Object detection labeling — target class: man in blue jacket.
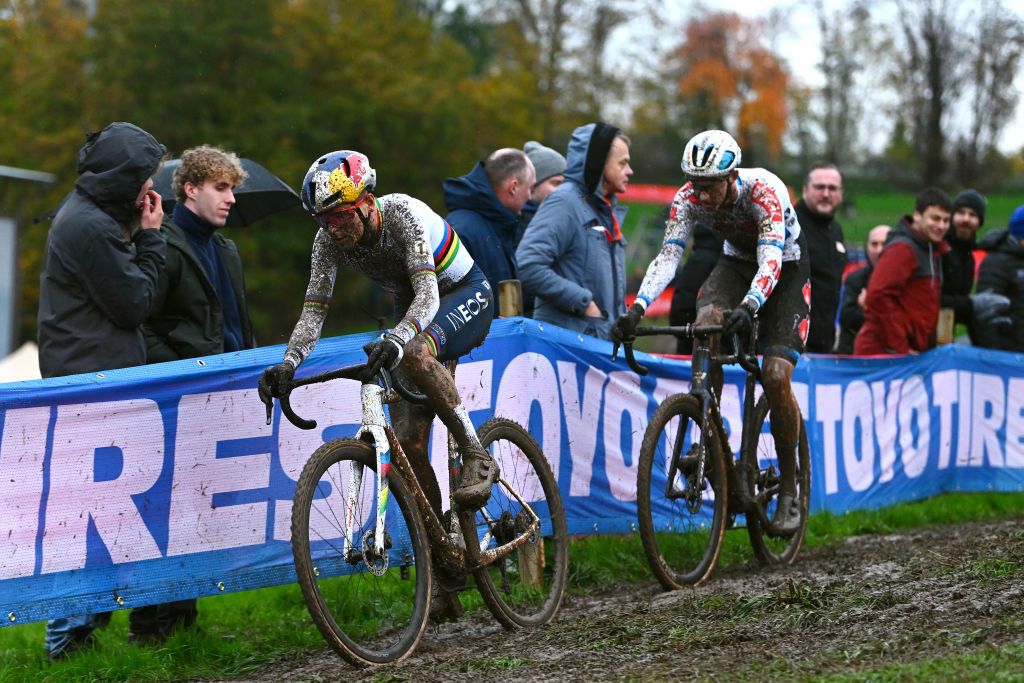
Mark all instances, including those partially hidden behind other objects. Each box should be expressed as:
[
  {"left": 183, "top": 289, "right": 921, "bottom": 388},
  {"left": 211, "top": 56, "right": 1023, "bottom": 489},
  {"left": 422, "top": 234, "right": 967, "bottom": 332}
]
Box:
[
  {"left": 443, "top": 148, "right": 535, "bottom": 312},
  {"left": 516, "top": 122, "right": 632, "bottom": 340}
]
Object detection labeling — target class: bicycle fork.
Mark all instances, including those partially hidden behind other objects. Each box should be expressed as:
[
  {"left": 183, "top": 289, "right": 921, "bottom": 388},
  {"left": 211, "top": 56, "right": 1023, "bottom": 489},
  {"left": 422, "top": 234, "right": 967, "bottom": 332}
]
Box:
[{"left": 345, "top": 383, "right": 392, "bottom": 573}]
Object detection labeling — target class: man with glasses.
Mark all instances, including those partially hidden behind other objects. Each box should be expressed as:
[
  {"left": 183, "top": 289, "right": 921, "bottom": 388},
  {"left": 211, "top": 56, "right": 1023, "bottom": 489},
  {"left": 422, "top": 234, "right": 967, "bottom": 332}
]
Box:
[
  {"left": 795, "top": 163, "right": 847, "bottom": 353},
  {"left": 612, "top": 129, "right": 809, "bottom": 536}
]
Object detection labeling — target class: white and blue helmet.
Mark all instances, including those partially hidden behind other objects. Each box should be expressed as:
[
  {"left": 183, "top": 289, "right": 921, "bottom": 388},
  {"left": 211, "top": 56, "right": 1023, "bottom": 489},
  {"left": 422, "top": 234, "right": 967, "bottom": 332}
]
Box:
[{"left": 681, "top": 130, "right": 742, "bottom": 178}]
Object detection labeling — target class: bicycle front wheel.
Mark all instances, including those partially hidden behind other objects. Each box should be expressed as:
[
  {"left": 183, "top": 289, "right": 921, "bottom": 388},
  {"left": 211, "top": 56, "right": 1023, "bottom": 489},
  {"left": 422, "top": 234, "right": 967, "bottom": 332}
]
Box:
[
  {"left": 637, "top": 393, "right": 727, "bottom": 589},
  {"left": 744, "top": 394, "right": 811, "bottom": 566},
  {"left": 468, "top": 418, "right": 569, "bottom": 629},
  {"left": 291, "top": 438, "right": 431, "bottom": 666}
]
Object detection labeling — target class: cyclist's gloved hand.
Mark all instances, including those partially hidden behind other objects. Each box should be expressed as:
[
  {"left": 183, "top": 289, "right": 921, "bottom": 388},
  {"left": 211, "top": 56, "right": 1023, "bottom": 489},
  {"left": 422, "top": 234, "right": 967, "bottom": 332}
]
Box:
[
  {"left": 611, "top": 303, "right": 645, "bottom": 343},
  {"left": 364, "top": 334, "right": 404, "bottom": 377},
  {"left": 970, "top": 291, "right": 1010, "bottom": 324},
  {"left": 258, "top": 362, "right": 295, "bottom": 403},
  {"left": 724, "top": 301, "right": 757, "bottom": 341}
]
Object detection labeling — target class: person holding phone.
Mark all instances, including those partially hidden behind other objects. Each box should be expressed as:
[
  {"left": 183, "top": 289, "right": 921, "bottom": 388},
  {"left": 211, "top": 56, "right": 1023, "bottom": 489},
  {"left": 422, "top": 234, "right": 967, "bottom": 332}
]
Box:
[{"left": 37, "top": 121, "right": 167, "bottom": 658}]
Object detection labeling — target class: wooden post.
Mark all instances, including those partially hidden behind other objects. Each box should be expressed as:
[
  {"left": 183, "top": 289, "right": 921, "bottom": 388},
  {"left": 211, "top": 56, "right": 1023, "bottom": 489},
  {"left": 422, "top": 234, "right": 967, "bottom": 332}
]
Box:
[
  {"left": 936, "top": 307, "right": 955, "bottom": 345},
  {"left": 518, "top": 535, "right": 544, "bottom": 587},
  {"left": 498, "top": 279, "right": 523, "bottom": 318}
]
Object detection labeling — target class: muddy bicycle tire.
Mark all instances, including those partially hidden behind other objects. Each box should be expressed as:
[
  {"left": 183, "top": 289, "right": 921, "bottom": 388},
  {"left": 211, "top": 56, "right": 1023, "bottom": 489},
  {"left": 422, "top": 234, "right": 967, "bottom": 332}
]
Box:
[
  {"left": 637, "top": 393, "right": 727, "bottom": 589},
  {"left": 468, "top": 418, "right": 569, "bottom": 629},
  {"left": 743, "top": 394, "right": 811, "bottom": 566},
  {"left": 291, "top": 438, "right": 431, "bottom": 666}
]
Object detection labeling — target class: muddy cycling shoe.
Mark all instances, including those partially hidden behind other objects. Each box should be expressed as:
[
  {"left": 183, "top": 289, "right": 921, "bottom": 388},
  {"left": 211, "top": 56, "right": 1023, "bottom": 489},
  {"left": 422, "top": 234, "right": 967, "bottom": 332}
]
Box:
[
  {"left": 429, "top": 584, "right": 464, "bottom": 624},
  {"left": 453, "top": 443, "right": 500, "bottom": 509},
  {"left": 767, "top": 493, "right": 802, "bottom": 537}
]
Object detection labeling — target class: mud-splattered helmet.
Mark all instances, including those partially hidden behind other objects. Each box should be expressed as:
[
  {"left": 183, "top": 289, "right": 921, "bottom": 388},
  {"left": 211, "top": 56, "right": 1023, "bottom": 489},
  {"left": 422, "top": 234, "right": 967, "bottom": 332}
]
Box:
[
  {"left": 681, "top": 130, "right": 742, "bottom": 178},
  {"left": 301, "top": 150, "right": 377, "bottom": 215}
]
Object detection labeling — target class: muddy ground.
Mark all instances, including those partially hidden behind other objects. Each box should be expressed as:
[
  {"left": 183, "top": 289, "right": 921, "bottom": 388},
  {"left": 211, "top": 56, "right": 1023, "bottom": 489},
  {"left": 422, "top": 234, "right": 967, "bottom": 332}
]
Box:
[{"left": 251, "top": 519, "right": 1024, "bottom": 682}]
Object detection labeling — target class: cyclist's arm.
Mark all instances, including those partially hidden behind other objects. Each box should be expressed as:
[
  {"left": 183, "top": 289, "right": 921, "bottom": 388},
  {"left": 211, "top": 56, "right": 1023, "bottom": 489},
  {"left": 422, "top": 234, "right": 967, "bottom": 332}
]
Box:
[
  {"left": 283, "top": 229, "right": 339, "bottom": 368},
  {"left": 634, "top": 194, "right": 693, "bottom": 312},
  {"left": 391, "top": 209, "right": 441, "bottom": 344},
  {"left": 744, "top": 183, "right": 786, "bottom": 311}
]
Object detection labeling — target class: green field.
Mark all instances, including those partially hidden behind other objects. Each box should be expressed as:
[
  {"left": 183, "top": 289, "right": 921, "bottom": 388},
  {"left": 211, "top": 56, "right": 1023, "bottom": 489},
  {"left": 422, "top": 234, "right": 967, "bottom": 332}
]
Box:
[{"left": 1, "top": 492, "right": 1022, "bottom": 682}]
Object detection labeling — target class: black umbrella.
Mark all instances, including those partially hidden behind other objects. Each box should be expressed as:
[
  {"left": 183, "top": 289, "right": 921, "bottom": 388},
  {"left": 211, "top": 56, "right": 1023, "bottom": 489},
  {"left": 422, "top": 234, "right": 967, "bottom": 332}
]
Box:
[
  {"left": 36, "top": 158, "right": 302, "bottom": 226},
  {"left": 152, "top": 158, "right": 301, "bottom": 227}
]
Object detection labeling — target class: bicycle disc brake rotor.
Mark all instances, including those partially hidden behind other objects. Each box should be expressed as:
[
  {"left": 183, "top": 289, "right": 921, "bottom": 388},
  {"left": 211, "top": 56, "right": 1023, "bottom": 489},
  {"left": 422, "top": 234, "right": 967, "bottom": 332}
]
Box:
[{"left": 361, "top": 529, "right": 392, "bottom": 576}]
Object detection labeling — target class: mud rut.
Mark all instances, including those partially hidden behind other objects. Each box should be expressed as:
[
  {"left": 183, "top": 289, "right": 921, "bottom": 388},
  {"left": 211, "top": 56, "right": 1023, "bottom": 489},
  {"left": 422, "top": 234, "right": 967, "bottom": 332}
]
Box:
[{"left": 250, "top": 519, "right": 1024, "bottom": 682}]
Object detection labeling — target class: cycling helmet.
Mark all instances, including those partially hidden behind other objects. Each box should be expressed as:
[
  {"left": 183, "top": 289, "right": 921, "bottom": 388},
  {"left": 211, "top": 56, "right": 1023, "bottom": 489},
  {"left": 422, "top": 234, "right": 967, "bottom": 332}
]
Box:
[
  {"left": 681, "top": 130, "right": 742, "bottom": 178},
  {"left": 301, "top": 150, "right": 377, "bottom": 214}
]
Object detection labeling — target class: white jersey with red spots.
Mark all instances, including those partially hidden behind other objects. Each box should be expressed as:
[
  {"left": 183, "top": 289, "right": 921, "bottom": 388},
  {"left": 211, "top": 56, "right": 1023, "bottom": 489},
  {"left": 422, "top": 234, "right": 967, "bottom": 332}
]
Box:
[{"left": 635, "top": 167, "right": 801, "bottom": 312}]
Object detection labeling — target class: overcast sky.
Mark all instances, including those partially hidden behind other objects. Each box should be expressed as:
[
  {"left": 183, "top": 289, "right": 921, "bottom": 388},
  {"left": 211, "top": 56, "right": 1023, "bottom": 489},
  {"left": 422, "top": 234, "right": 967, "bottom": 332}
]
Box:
[{"left": 608, "top": 0, "right": 1024, "bottom": 151}]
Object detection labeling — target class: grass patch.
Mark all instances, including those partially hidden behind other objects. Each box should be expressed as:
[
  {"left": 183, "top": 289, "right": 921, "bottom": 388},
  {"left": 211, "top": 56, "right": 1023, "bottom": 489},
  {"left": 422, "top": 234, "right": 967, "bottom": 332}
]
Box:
[
  {"left": 819, "top": 642, "right": 1024, "bottom": 682},
  {"left": 1, "top": 492, "right": 1022, "bottom": 681}
]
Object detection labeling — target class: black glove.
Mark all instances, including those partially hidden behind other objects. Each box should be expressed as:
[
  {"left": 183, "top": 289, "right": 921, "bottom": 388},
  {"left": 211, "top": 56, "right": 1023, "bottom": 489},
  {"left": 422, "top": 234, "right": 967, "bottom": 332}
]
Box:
[
  {"left": 611, "top": 303, "right": 645, "bottom": 343},
  {"left": 724, "top": 302, "right": 756, "bottom": 341},
  {"left": 364, "top": 335, "right": 404, "bottom": 377},
  {"left": 258, "top": 362, "right": 295, "bottom": 405},
  {"left": 970, "top": 292, "right": 1011, "bottom": 324}
]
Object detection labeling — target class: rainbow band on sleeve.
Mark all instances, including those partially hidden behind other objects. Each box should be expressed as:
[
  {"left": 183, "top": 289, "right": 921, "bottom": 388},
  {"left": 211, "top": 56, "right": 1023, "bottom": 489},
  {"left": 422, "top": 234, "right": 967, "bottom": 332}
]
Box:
[
  {"left": 666, "top": 238, "right": 687, "bottom": 249},
  {"left": 302, "top": 294, "right": 331, "bottom": 312},
  {"left": 433, "top": 219, "right": 462, "bottom": 276},
  {"left": 424, "top": 327, "right": 441, "bottom": 356}
]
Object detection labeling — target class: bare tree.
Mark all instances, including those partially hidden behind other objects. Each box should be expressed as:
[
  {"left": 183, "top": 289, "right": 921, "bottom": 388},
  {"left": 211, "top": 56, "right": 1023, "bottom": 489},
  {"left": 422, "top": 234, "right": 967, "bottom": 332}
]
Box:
[
  {"left": 813, "top": 0, "right": 874, "bottom": 167},
  {"left": 953, "top": 0, "right": 1024, "bottom": 187},
  {"left": 890, "top": 0, "right": 965, "bottom": 186}
]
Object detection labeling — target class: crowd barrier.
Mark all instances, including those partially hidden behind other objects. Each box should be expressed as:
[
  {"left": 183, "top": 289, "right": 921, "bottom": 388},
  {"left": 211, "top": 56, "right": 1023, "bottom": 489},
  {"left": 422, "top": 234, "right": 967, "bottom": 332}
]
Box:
[{"left": 1, "top": 318, "right": 1022, "bottom": 626}]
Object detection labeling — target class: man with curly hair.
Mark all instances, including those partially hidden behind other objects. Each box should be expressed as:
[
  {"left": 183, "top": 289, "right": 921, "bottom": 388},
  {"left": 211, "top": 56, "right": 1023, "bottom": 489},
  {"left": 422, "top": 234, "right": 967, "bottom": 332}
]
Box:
[{"left": 136, "top": 145, "right": 255, "bottom": 644}]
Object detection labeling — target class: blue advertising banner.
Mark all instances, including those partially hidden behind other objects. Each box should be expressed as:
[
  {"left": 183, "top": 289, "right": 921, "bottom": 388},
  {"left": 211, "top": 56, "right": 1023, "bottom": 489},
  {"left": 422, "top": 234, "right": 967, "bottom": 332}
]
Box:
[{"left": 1, "top": 318, "right": 1022, "bottom": 626}]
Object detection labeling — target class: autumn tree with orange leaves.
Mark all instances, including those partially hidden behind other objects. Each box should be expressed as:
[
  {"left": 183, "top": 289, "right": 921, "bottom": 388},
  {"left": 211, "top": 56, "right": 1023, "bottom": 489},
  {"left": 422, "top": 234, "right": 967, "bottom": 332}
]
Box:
[{"left": 672, "top": 12, "right": 789, "bottom": 164}]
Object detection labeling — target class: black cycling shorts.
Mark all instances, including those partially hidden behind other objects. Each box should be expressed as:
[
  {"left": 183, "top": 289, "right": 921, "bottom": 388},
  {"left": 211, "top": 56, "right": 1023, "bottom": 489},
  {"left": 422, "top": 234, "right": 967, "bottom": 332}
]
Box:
[
  {"left": 696, "top": 255, "right": 810, "bottom": 364},
  {"left": 399, "top": 264, "right": 494, "bottom": 361}
]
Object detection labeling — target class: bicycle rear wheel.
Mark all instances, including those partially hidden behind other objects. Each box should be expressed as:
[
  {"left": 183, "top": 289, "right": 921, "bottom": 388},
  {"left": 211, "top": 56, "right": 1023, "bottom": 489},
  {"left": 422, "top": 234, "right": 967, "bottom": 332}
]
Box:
[
  {"left": 744, "top": 394, "right": 811, "bottom": 566},
  {"left": 468, "top": 418, "right": 568, "bottom": 629},
  {"left": 291, "top": 438, "right": 431, "bottom": 666},
  {"left": 637, "top": 393, "right": 727, "bottom": 589}
]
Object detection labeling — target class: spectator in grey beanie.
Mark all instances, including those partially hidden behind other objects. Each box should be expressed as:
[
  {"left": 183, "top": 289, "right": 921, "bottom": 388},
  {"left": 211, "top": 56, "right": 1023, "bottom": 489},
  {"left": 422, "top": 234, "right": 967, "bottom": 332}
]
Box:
[
  {"left": 942, "top": 188, "right": 993, "bottom": 338},
  {"left": 524, "top": 141, "right": 567, "bottom": 205}
]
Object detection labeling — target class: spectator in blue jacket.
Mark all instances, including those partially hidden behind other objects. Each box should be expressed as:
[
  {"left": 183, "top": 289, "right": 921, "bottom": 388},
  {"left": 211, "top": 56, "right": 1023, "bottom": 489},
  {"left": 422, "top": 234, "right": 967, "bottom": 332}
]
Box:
[
  {"left": 516, "top": 122, "right": 632, "bottom": 340},
  {"left": 443, "top": 148, "right": 535, "bottom": 313}
]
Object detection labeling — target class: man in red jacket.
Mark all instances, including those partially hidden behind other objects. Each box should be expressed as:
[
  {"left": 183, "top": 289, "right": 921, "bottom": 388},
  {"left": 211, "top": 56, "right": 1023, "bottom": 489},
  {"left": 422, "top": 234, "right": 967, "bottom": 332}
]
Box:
[{"left": 854, "top": 188, "right": 951, "bottom": 355}]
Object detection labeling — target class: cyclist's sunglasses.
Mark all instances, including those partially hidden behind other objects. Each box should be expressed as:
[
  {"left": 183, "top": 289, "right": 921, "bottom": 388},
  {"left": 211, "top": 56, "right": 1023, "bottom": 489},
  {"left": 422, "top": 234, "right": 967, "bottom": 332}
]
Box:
[
  {"left": 687, "top": 177, "right": 729, "bottom": 193},
  {"left": 316, "top": 193, "right": 371, "bottom": 229}
]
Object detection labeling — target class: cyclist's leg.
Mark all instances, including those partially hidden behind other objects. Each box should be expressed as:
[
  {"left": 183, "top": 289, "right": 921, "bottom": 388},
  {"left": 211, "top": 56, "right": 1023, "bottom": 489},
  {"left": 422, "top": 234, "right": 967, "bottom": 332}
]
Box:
[
  {"left": 398, "top": 267, "right": 496, "bottom": 508},
  {"left": 389, "top": 395, "right": 443, "bottom": 518},
  {"left": 757, "top": 260, "right": 810, "bottom": 533}
]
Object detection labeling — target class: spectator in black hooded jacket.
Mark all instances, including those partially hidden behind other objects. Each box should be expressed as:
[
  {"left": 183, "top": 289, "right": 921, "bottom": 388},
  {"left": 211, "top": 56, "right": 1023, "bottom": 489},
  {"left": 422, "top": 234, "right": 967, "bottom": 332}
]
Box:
[
  {"left": 37, "top": 121, "right": 166, "bottom": 660},
  {"left": 975, "top": 205, "right": 1024, "bottom": 352}
]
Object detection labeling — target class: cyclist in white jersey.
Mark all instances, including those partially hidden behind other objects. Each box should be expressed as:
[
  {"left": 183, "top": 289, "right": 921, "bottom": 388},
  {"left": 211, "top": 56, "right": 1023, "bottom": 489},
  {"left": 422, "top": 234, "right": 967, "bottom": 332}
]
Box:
[
  {"left": 258, "top": 151, "right": 499, "bottom": 517},
  {"left": 612, "top": 130, "right": 810, "bottom": 536}
]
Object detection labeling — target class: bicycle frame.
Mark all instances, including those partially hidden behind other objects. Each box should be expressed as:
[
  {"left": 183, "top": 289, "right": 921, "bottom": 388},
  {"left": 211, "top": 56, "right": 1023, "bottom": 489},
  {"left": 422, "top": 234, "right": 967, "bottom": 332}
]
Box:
[{"left": 278, "top": 365, "right": 543, "bottom": 576}]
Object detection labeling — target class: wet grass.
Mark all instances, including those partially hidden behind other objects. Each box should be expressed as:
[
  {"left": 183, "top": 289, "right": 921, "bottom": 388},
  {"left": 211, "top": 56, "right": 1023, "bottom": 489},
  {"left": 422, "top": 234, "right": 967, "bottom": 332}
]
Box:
[
  {"left": 1, "top": 492, "right": 1022, "bottom": 682},
  {"left": 818, "top": 642, "right": 1024, "bottom": 682}
]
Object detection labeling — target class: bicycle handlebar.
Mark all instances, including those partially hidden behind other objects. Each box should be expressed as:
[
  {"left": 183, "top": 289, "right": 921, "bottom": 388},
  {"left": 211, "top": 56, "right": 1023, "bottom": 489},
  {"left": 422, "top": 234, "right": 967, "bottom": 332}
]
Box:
[
  {"left": 263, "top": 363, "right": 430, "bottom": 431},
  {"left": 611, "top": 318, "right": 761, "bottom": 380}
]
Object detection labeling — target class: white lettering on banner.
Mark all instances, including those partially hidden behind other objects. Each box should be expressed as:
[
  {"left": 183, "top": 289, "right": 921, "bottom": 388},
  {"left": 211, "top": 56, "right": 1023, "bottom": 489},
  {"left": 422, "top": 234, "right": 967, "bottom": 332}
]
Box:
[
  {"left": 0, "top": 407, "right": 49, "bottom": 580},
  {"left": 1007, "top": 378, "right": 1024, "bottom": 468},
  {"left": 168, "top": 390, "right": 272, "bottom": 555},
  {"left": 273, "top": 381, "right": 363, "bottom": 542},
  {"left": 603, "top": 370, "right": 646, "bottom": 501},
  {"left": 816, "top": 384, "right": 843, "bottom": 494},
  {"left": 956, "top": 371, "right": 973, "bottom": 466},
  {"left": 559, "top": 361, "right": 608, "bottom": 497},
  {"left": 932, "top": 370, "right": 957, "bottom": 470},
  {"left": 429, "top": 361, "right": 493, "bottom": 506},
  {"left": 871, "top": 380, "right": 902, "bottom": 484},
  {"left": 793, "top": 382, "right": 810, "bottom": 420},
  {"left": 841, "top": 381, "right": 874, "bottom": 492},
  {"left": 494, "top": 354, "right": 560, "bottom": 495},
  {"left": 899, "top": 375, "right": 930, "bottom": 478},
  {"left": 719, "top": 385, "right": 742, "bottom": 455},
  {"left": 970, "top": 373, "right": 1004, "bottom": 468},
  {"left": 42, "top": 400, "right": 163, "bottom": 573}
]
